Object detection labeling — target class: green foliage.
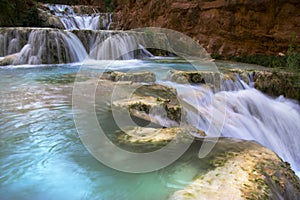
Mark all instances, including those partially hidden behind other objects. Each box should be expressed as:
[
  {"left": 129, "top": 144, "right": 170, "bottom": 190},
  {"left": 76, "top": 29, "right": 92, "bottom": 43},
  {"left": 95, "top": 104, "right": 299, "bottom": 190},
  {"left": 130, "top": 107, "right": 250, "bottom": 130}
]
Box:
[
  {"left": 229, "top": 54, "right": 286, "bottom": 68},
  {"left": 102, "top": 0, "right": 116, "bottom": 11},
  {"left": 0, "top": 0, "right": 16, "bottom": 26},
  {"left": 287, "top": 33, "right": 300, "bottom": 70},
  {"left": 211, "top": 53, "right": 222, "bottom": 60},
  {"left": 0, "top": 0, "right": 41, "bottom": 27},
  {"left": 23, "top": 6, "right": 41, "bottom": 27}
]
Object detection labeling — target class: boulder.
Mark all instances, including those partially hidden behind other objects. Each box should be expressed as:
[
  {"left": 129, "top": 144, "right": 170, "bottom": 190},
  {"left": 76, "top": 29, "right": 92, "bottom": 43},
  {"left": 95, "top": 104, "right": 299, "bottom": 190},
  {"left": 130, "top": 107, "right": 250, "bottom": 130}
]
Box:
[
  {"left": 253, "top": 71, "right": 300, "bottom": 101},
  {"left": 0, "top": 54, "right": 18, "bottom": 66},
  {"left": 170, "top": 141, "right": 300, "bottom": 200},
  {"left": 38, "top": 10, "right": 65, "bottom": 29},
  {"left": 107, "top": 71, "right": 156, "bottom": 83},
  {"left": 116, "top": 126, "right": 204, "bottom": 144}
]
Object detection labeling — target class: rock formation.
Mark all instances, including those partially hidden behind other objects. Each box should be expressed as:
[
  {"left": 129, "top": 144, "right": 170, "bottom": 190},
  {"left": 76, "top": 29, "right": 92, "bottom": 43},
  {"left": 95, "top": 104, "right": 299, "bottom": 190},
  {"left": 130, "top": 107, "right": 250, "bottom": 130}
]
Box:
[
  {"left": 170, "top": 140, "right": 300, "bottom": 199},
  {"left": 114, "top": 0, "right": 300, "bottom": 57}
]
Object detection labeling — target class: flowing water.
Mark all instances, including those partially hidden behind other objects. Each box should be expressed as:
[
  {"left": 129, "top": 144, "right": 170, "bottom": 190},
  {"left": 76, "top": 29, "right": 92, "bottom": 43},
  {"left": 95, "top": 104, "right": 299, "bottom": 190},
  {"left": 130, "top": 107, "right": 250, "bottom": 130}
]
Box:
[
  {"left": 1, "top": 3, "right": 300, "bottom": 199},
  {"left": 43, "top": 4, "right": 113, "bottom": 30},
  {"left": 0, "top": 59, "right": 299, "bottom": 199},
  {"left": 0, "top": 63, "right": 204, "bottom": 200}
]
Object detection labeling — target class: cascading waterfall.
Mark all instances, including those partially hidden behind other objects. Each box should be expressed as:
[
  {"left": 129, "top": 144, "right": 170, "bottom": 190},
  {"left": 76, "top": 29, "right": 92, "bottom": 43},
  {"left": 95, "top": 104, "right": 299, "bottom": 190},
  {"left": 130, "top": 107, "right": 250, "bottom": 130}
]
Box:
[
  {"left": 42, "top": 4, "right": 112, "bottom": 30},
  {"left": 89, "top": 32, "right": 154, "bottom": 60},
  {"left": 0, "top": 29, "right": 29, "bottom": 57},
  {"left": 14, "top": 29, "right": 88, "bottom": 65},
  {"left": 174, "top": 75, "right": 300, "bottom": 173},
  {"left": 0, "top": 28, "right": 88, "bottom": 65},
  {"left": 0, "top": 28, "right": 160, "bottom": 65}
]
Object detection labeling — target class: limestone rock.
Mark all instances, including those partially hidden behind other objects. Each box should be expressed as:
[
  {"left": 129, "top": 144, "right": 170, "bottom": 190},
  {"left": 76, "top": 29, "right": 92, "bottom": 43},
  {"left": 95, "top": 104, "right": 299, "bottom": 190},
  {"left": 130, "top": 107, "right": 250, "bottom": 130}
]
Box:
[
  {"left": 38, "top": 10, "right": 65, "bottom": 29},
  {"left": 0, "top": 54, "right": 18, "bottom": 66},
  {"left": 107, "top": 71, "right": 156, "bottom": 83},
  {"left": 254, "top": 71, "right": 300, "bottom": 101},
  {"left": 169, "top": 141, "right": 300, "bottom": 200},
  {"left": 117, "top": 126, "right": 205, "bottom": 144}
]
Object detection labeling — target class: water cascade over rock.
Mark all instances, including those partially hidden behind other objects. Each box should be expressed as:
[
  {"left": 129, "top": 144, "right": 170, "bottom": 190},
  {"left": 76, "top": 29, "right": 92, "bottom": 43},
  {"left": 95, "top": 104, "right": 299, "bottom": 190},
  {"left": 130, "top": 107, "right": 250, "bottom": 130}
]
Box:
[
  {"left": 0, "top": 28, "right": 170, "bottom": 65},
  {"left": 172, "top": 74, "right": 300, "bottom": 173},
  {"left": 39, "top": 4, "right": 113, "bottom": 30},
  {"left": 0, "top": 28, "right": 88, "bottom": 65}
]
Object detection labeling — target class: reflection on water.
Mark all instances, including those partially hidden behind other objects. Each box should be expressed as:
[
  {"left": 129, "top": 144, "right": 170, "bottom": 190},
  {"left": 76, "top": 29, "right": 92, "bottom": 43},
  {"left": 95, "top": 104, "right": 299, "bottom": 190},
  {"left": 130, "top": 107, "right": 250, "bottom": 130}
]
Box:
[{"left": 0, "top": 63, "right": 211, "bottom": 200}]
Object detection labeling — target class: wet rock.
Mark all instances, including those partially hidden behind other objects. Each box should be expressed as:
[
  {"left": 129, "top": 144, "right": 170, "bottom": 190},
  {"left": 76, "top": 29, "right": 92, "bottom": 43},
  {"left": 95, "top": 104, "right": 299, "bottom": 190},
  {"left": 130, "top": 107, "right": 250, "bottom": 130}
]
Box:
[
  {"left": 112, "top": 83, "right": 183, "bottom": 124},
  {"left": 38, "top": 10, "right": 65, "bottom": 29},
  {"left": 170, "top": 141, "right": 300, "bottom": 200},
  {"left": 107, "top": 71, "right": 156, "bottom": 83},
  {"left": 116, "top": 126, "right": 205, "bottom": 144},
  {"left": 0, "top": 54, "right": 18, "bottom": 66},
  {"left": 168, "top": 70, "right": 220, "bottom": 85},
  {"left": 168, "top": 68, "right": 300, "bottom": 102},
  {"left": 254, "top": 71, "right": 300, "bottom": 101},
  {"left": 113, "top": 93, "right": 182, "bottom": 125}
]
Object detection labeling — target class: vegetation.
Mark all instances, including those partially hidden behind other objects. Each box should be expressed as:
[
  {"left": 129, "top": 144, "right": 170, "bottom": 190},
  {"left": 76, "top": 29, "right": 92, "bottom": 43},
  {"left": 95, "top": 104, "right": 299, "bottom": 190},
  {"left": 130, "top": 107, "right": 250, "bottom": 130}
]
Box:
[
  {"left": 287, "top": 33, "right": 300, "bottom": 70},
  {"left": 0, "top": 0, "right": 117, "bottom": 27},
  {"left": 0, "top": 0, "right": 41, "bottom": 27},
  {"left": 228, "top": 54, "right": 287, "bottom": 69}
]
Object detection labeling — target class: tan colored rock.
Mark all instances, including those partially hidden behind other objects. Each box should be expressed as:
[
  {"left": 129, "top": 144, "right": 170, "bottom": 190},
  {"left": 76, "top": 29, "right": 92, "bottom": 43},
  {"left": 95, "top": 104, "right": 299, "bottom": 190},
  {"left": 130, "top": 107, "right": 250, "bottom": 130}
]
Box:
[
  {"left": 116, "top": 126, "right": 205, "bottom": 144},
  {"left": 0, "top": 54, "right": 18, "bottom": 66},
  {"left": 253, "top": 71, "right": 300, "bottom": 101},
  {"left": 108, "top": 71, "right": 156, "bottom": 83},
  {"left": 170, "top": 142, "right": 300, "bottom": 200}
]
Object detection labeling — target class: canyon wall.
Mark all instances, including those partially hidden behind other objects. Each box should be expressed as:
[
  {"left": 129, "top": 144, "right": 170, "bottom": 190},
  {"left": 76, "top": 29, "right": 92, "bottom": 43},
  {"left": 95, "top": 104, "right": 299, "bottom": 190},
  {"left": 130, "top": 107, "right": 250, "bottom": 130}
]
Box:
[{"left": 114, "top": 0, "right": 300, "bottom": 57}]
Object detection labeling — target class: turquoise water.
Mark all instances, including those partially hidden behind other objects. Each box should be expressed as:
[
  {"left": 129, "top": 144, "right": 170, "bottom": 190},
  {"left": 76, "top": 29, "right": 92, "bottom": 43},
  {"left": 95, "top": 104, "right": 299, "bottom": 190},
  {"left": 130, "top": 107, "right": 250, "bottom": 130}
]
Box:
[
  {"left": 1, "top": 59, "right": 299, "bottom": 199},
  {"left": 0, "top": 61, "right": 211, "bottom": 200}
]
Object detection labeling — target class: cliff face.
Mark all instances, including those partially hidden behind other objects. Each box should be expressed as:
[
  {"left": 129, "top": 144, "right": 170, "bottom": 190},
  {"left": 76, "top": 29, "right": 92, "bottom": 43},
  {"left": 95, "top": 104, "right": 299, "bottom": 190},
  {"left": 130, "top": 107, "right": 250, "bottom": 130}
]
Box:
[{"left": 114, "top": 0, "right": 300, "bottom": 57}]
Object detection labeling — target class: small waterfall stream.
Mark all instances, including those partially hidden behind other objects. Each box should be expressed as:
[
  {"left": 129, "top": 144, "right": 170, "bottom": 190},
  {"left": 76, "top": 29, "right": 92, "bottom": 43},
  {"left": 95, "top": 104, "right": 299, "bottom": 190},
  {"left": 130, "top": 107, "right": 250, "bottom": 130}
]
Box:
[
  {"left": 170, "top": 75, "right": 300, "bottom": 174},
  {"left": 43, "top": 4, "right": 113, "bottom": 30},
  {"left": 0, "top": 28, "right": 88, "bottom": 65},
  {"left": 0, "top": 28, "right": 164, "bottom": 65}
]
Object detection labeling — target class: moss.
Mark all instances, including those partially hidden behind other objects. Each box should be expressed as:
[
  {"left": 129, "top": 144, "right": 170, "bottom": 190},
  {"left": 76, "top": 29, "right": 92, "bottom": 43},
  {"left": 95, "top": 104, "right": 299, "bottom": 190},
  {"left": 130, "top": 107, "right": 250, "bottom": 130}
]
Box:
[{"left": 129, "top": 102, "right": 151, "bottom": 114}]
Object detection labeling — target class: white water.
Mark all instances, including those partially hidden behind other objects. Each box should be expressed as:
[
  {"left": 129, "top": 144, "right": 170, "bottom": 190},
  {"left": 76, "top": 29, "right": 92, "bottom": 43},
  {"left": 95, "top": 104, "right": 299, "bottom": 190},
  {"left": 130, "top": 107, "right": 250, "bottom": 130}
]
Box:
[
  {"left": 169, "top": 76, "right": 300, "bottom": 173},
  {"left": 0, "top": 28, "right": 159, "bottom": 65},
  {"left": 11, "top": 29, "right": 88, "bottom": 65},
  {"left": 44, "top": 4, "right": 112, "bottom": 30},
  {"left": 89, "top": 32, "right": 153, "bottom": 60}
]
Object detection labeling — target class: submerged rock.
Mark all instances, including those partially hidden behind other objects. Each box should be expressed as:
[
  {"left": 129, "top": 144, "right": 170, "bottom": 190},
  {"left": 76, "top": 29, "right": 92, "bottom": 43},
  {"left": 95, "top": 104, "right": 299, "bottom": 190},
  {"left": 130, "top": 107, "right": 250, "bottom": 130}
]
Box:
[
  {"left": 116, "top": 126, "right": 205, "bottom": 144},
  {"left": 170, "top": 141, "right": 300, "bottom": 200}
]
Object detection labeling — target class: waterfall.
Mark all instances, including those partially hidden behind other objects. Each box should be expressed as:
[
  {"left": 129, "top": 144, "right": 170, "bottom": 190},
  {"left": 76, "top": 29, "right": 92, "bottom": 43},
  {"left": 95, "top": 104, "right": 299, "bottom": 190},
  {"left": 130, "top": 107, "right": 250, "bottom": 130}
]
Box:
[
  {"left": 0, "top": 29, "right": 30, "bottom": 57},
  {"left": 72, "top": 30, "right": 161, "bottom": 60},
  {"left": 0, "top": 28, "right": 88, "bottom": 65},
  {"left": 42, "top": 4, "right": 113, "bottom": 30},
  {"left": 89, "top": 32, "right": 147, "bottom": 60},
  {"left": 0, "top": 28, "right": 164, "bottom": 65},
  {"left": 174, "top": 75, "right": 300, "bottom": 173}
]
